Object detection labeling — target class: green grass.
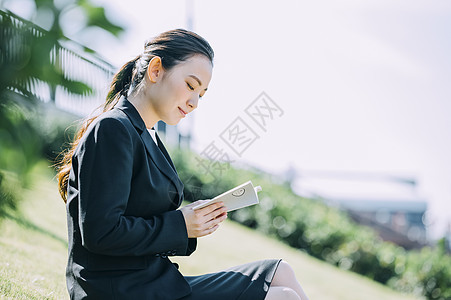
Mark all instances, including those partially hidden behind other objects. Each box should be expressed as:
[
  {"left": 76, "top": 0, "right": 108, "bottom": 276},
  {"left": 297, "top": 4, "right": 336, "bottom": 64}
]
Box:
[
  {"left": 0, "top": 163, "right": 422, "bottom": 300},
  {"left": 0, "top": 163, "right": 67, "bottom": 299}
]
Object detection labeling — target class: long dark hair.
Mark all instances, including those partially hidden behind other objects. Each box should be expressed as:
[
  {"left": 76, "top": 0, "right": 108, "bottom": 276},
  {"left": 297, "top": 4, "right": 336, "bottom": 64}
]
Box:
[{"left": 57, "top": 29, "right": 214, "bottom": 202}]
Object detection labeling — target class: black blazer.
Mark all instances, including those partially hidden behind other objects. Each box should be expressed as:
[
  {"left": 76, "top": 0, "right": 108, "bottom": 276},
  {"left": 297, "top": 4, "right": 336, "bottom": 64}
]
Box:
[{"left": 66, "top": 97, "right": 196, "bottom": 299}]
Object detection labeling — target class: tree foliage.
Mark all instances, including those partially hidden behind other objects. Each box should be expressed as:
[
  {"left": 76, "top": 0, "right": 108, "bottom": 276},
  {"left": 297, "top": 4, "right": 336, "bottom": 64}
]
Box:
[{"left": 0, "top": 0, "right": 124, "bottom": 215}]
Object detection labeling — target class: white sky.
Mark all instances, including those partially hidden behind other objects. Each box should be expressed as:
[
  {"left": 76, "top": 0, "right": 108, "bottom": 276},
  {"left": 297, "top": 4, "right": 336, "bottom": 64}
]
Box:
[{"left": 4, "top": 0, "right": 451, "bottom": 239}]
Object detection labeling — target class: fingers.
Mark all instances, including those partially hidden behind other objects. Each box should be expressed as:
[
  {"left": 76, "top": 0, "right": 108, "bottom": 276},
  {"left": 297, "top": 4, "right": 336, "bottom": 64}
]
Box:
[
  {"left": 194, "top": 205, "right": 227, "bottom": 229},
  {"left": 180, "top": 201, "right": 228, "bottom": 238},
  {"left": 199, "top": 213, "right": 227, "bottom": 237},
  {"left": 191, "top": 209, "right": 227, "bottom": 238},
  {"left": 197, "top": 201, "right": 227, "bottom": 217},
  {"left": 204, "top": 224, "right": 220, "bottom": 236},
  {"left": 187, "top": 199, "right": 211, "bottom": 208},
  {"left": 204, "top": 212, "right": 227, "bottom": 229}
]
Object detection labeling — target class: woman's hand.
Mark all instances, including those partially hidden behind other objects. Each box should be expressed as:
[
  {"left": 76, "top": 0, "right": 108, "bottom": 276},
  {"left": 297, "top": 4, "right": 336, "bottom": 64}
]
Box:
[{"left": 179, "top": 200, "right": 228, "bottom": 238}]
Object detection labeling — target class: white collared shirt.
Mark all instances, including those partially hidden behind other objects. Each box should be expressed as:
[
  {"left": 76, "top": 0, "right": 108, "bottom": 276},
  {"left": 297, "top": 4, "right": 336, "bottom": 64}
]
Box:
[{"left": 147, "top": 128, "right": 157, "bottom": 145}]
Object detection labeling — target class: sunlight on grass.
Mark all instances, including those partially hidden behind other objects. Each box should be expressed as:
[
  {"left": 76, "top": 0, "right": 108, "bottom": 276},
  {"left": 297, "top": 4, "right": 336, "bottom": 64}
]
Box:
[{"left": 0, "top": 163, "right": 67, "bottom": 299}]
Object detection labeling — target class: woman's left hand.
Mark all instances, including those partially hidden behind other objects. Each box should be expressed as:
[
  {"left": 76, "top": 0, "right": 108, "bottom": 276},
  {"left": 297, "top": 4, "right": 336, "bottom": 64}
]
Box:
[{"left": 179, "top": 201, "right": 228, "bottom": 238}]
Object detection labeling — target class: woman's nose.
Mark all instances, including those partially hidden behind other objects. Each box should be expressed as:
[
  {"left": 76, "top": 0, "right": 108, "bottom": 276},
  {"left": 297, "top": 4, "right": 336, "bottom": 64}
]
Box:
[{"left": 187, "top": 97, "right": 199, "bottom": 110}]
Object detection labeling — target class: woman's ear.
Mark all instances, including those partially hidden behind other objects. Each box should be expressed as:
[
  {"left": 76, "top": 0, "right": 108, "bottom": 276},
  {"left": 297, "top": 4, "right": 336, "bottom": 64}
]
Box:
[{"left": 147, "top": 56, "right": 163, "bottom": 83}]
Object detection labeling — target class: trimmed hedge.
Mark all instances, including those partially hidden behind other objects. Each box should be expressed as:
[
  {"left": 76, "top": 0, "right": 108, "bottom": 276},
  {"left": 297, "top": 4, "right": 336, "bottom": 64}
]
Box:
[{"left": 172, "top": 148, "right": 451, "bottom": 300}]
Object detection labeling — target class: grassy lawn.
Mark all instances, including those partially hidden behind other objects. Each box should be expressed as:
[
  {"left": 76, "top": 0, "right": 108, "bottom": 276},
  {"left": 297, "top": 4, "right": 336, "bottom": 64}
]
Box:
[{"left": 0, "top": 163, "right": 421, "bottom": 300}]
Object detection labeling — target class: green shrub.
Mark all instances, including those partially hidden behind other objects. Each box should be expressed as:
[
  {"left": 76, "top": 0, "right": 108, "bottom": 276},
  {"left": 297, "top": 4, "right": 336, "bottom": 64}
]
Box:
[
  {"left": 388, "top": 246, "right": 451, "bottom": 299},
  {"left": 172, "top": 148, "right": 451, "bottom": 300},
  {"left": 0, "top": 95, "right": 78, "bottom": 216},
  {"left": 0, "top": 97, "right": 42, "bottom": 215}
]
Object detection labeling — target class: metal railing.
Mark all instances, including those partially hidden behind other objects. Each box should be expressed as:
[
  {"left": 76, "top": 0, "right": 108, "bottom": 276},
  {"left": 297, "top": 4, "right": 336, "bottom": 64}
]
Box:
[{"left": 0, "top": 9, "right": 116, "bottom": 117}]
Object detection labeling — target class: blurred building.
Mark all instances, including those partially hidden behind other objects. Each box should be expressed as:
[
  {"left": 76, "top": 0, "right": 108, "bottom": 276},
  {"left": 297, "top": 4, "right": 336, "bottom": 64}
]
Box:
[{"left": 291, "top": 171, "right": 428, "bottom": 249}]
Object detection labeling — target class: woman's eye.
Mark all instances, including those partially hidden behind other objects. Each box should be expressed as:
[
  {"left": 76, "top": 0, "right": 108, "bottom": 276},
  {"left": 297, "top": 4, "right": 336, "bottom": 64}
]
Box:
[{"left": 186, "top": 83, "right": 194, "bottom": 90}]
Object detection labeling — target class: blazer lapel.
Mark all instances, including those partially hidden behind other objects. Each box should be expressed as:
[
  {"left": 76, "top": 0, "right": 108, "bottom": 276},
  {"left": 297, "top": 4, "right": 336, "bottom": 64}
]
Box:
[
  {"left": 116, "top": 97, "right": 184, "bottom": 205},
  {"left": 155, "top": 132, "right": 177, "bottom": 172},
  {"left": 140, "top": 130, "right": 184, "bottom": 198}
]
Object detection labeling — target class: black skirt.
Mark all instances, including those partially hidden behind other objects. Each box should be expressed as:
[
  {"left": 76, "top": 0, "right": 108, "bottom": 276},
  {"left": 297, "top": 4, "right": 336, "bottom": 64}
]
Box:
[{"left": 179, "top": 259, "right": 282, "bottom": 300}]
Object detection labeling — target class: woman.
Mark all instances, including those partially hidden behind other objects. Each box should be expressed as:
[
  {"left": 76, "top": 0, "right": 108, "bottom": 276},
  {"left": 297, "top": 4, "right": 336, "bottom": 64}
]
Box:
[{"left": 57, "top": 29, "right": 309, "bottom": 300}]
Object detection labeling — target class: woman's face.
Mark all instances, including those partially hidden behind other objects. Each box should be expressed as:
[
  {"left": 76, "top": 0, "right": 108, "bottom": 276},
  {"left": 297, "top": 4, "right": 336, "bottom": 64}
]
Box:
[{"left": 147, "top": 54, "right": 213, "bottom": 126}]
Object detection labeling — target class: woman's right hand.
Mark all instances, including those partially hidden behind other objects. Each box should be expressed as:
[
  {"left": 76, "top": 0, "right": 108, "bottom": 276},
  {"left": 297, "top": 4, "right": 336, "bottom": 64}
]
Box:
[{"left": 179, "top": 200, "right": 228, "bottom": 238}]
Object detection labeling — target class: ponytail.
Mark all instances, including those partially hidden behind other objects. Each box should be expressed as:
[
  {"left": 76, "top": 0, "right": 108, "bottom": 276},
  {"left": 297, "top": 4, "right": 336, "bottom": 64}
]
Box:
[
  {"left": 56, "top": 56, "right": 139, "bottom": 203},
  {"left": 104, "top": 55, "right": 140, "bottom": 111},
  {"left": 57, "top": 29, "right": 214, "bottom": 203}
]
